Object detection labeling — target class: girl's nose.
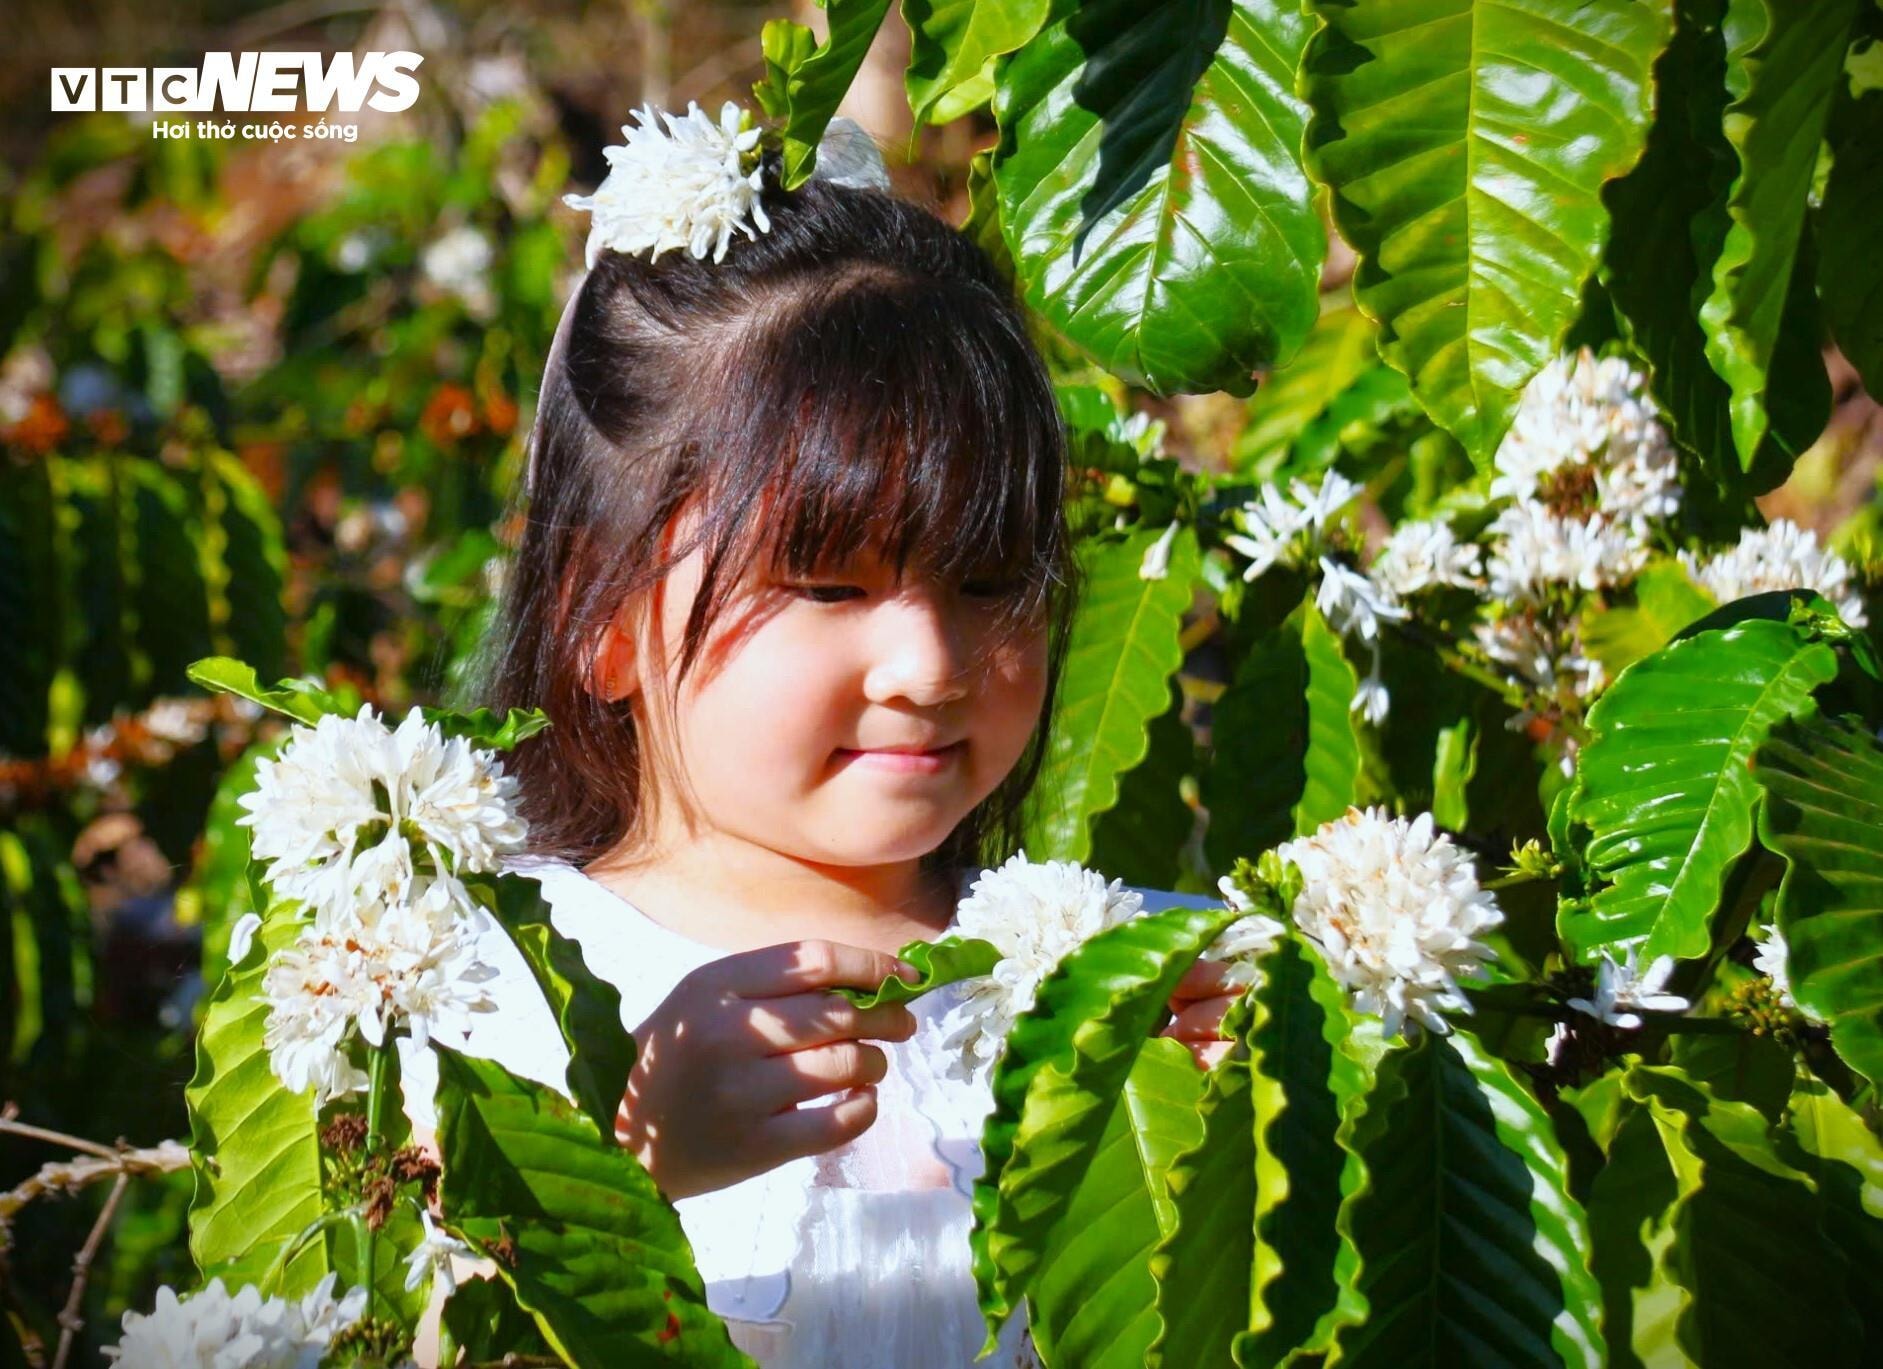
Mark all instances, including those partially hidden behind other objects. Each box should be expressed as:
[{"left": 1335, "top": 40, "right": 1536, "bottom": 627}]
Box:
[{"left": 861, "top": 590, "right": 972, "bottom": 706}]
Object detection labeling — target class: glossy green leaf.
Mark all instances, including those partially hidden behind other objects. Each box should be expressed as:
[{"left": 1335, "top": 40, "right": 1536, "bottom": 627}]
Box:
[
  {"left": 755, "top": 2, "right": 896, "bottom": 190},
  {"left": 1146, "top": 995, "right": 1256, "bottom": 1368},
  {"left": 1579, "top": 560, "right": 1717, "bottom": 680},
  {"left": 1027, "top": 526, "right": 1196, "bottom": 862},
  {"left": 1233, "top": 306, "right": 1385, "bottom": 475},
  {"left": 489, "top": 874, "right": 637, "bottom": 1141},
  {"left": 902, "top": 0, "right": 1051, "bottom": 129},
  {"left": 1817, "top": 88, "right": 1883, "bottom": 400},
  {"left": 835, "top": 934, "right": 1002, "bottom": 1009},
  {"left": 1784, "top": 1075, "right": 1883, "bottom": 1357},
  {"left": 1754, "top": 713, "right": 1883, "bottom": 1088},
  {"left": 971, "top": 902, "right": 1241, "bottom": 1349},
  {"left": 1330, "top": 1031, "right": 1605, "bottom": 1367},
  {"left": 962, "top": 149, "right": 1015, "bottom": 285},
  {"left": 1302, "top": 0, "right": 1673, "bottom": 465},
  {"left": 441, "top": 1275, "right": 555, "bottom": 1366},
  {"left": 1602, "top": 0, "right": 1826, "bottom": 504},
  {"left": 992, "top": 0, "right": 1322, "bottom": 395},
  {"left": 1625, "top": 1065, "right": 1861, "bottom": 1365},
  {"left": 1561, "top": 619, "right": 1836, "bottom": 964},
  {"left": 1027, "top": 1038, "right": 1206, "bottom": 1368},
  {"left": 1090, "top": 679, "right": 1196, "bottom": 892},
  {"left": 1204, "top": 612, "right": 1309, "bottom": 872},
  {"left": 1585, "top": 1103, "right": 1689, "bottom": 1369},
  {"left": 1295, "top": 600, "right": 1360, "bottom": 835},
  {"left": 434, "top": 1050, "right": 750, "bottom": 1367},
  {"left": 1698, "top": 0, "right": 1859, "bottom": 466},
  {"left": 423, "top": 706, "right": 550, "bottom": 751},
  {"left": 186, "top": 655, "right": 345, "bottom": 725},
  {"left": 1237, "top": 936, "right": 1375, "bottom": 1364},
  {"left": 186, "top": 900, "right": 331, "bottom": 1296}
]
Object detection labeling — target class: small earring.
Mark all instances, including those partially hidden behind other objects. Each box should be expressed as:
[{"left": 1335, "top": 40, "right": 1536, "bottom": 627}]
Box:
[{"left": 606, "top": 669, "right": 619, "bottom": 697}]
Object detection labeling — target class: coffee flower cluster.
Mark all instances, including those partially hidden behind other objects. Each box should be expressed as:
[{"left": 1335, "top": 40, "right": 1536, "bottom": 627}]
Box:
[
  {"left": 235, "top": 705, "right": 526, "bottom": 1105},
  {"left": 103, "top": 1274, "right": 367, "bottom": 1368}
]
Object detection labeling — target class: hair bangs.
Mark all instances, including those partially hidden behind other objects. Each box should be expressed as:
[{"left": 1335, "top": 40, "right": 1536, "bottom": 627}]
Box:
[{"left": 697, "top": 270, "right": 1069, "bottom": 637}]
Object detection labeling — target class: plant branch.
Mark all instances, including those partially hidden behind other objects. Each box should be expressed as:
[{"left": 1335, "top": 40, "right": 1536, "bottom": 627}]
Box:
[{"left": 51, "top": 1171, "right": 129, "bottom": 1369}]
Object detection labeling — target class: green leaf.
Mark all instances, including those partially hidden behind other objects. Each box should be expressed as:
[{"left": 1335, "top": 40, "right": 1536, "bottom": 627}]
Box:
[
  {"left": 1784, "top": 1075, "right": 1883, "bottom": 1358},
  {"left": 1698, "top": 0, "right": 1860, "bottom": 466},
  {"left": 1330, "top": 1031, "right": 1605, "bottom": 1367},
  {"left": 1090, "top": 679, "right": 1196, "bottom": 891},
  {"left": 971, "top": 902, "right": 1242, "bottom": 1348},
  {"left": 902, "top": 0, "right": 1051, "bottom": 129},
  {"left": 1302, "top": 0, "right": 1673, "bottom": 465},
  {"left": 1580, "top": 560, "right": 1718, "bottom": 680},
  {"left": 186, "top": 900, "right": 331, "bottom": 1296},
  {"left": 206, "top": 449, "right": 286, "bottom": 682},
  {"left": 1561, "top": 619, "right": 1837, "bottom": 965},
  {"left": 755, "top": 2, "right": 895, "bottom": 189},
  {"left": 488, "top": 874, "right": 637, "bottom": 1142},
  {"left": 1026, "top": 527, "right": 1196, "bottom": 862},
  {"left": 1585, "top": 1103, "right": 1689, "bottom": 1369},
  {"left": 1431, "top": 716, "right": 1477, "bottom": 832},
  {"left": 992, "top": 0, "right": 1323, "bottom": 395},
  {"left": 1602, "top": 0, "right": 1826, "bottom": 506},
  {"left": 1147, "top": 995, "right": 1255, "bottom": 1368},
  {"left": 1295, "top": 600, "right": 1360, "bottom": 835},
  {"left": 130, "top": 459, "right": 214, "bottom": 700},
  {"left": 1817, "top": 88, "right": 1883, "bottom": 400},
  {"left": 422, "top": 705, "right": 550, "bottom": 751},
  {"left": 1625, "top": 1065, "right": 1861, "bottom": 1365},
  {"left": 185, "top": 656, "right": 344, "bottom": 725},
  {"left": 834, "top": 934, "right": 1002, "bottom": 1009},
  {"left": 441, "top": 1275, "right": 555, "bottom": 1365},
  {"left": 1233, "top": 306, "right": 1385, "bottom": 475},
  {"left": 1027, "top": 1038, "right": 1206, "bottom": 1368},
  {"left": 1237, "top": 935, "right": 1375, "bottom": 1363},
  {"left": 1203, "top": 612, "right": 1310, "bottom": 871},
  {"left": 1754, "top": 713, "right": 1883, "bottom": 1088},
  {"left": 434, "top": 1050, "right": 751, "bottom": 1367},
  {"left": 963, "top": 148, "right": 1015, "bottom": 285},
  {"left": 0, "top": 462, "right": 64, "bottom": 757}
]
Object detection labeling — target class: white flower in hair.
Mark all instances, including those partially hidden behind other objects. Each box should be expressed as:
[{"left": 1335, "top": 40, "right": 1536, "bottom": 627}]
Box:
[{"left": 563, "top": 100, "right": 770, "bottom": 267}]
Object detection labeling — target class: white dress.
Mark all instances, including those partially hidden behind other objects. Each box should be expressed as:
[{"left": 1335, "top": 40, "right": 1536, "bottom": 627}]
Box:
[{"left": 399, "top": 858, "right": 1213, "bottom": 1368}]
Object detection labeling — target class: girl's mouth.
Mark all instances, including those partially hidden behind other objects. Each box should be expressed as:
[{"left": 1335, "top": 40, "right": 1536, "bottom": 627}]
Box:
[{"left": 834, "top": 740, "right": 966, "bottom": 774}]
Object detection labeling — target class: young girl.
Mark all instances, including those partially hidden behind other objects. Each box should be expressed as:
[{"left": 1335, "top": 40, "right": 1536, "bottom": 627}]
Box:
[{"left": 399, "top": 106, "right": 1236, "bottom": 1367}]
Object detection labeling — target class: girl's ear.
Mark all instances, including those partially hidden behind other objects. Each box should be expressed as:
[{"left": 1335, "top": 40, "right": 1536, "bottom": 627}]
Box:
[{"left": 590, "top": 613, "right": 640, "bottom": 702}]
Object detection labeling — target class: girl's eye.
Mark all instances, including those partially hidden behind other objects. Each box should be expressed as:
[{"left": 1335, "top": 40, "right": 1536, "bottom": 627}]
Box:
[{"left": 789, "top": 583, "right": 866, "bottom": 604}]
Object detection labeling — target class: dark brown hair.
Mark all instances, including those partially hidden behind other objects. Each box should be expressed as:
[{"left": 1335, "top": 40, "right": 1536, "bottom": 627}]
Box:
[{"left": 465, "top": 157, "right": 1081, "bottom": 879}]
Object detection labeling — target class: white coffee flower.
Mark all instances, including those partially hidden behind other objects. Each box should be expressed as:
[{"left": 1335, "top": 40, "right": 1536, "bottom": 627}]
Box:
[
  {"left": 1224, "top": 471, "right": 1363, "bottom": 581},
  {"left": 1486, "top": 502, "right": 1647, "bottom": 602},
  {"left": 1492, "top": 349, "right": 1680, "bottom": 529},
  {"left": 937, "top": 852, "right": 1144, "bottom": 1081},
  {"left": 1315, "top": 557, "right": 1406, "bottom": 725},
  {"left": 1200, "top": 876, "right": 1287, "bottom": 991},
  {"left": 1138, "top": 520, "right": 1181, "bottom": 581},
  {"left": 1474, "top": 612, "right": 1605, "bottom": 700},
  {"left": 563, "top": 100, "right": 769, "bottom": 268},
  {"left": 1277, "top": 808, "right": 1504, "bottom": 1038},
  {"left": 420, "top": 224, "right": 496, "bottom": 320},
  {"left": 1566, "top": 946, "right": 1690, "bottom": 1029},
  {"left": 238, "top": 705, "right": 526, "bottom": 921},
  {"left": 260, "top": 877, "right": 499, "bottom": 1104},
  {"left": 1370, "top": 518, "right": 1482, "bottom": 597},
  {"left": 1681, "top": 519, "right": 1868, "bottom": 628},
  {"left": 1752, "top": 923, "right": 1798, "bottom": 1012},
  {"left": 404, "top": 1210, "right": 475, "bottom": 1296},
  {"left": 227, "top": 911, "right": 262, "bottom": 967},
  {"left": 103, "top": 1273, "right": 367, "bottom": 1369}
]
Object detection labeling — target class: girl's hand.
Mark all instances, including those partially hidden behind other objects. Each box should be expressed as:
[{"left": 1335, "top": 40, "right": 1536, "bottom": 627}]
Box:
[
  {"left": 1159, "top": 959, "right": 1241, "bottom": 1070},
  {"left": 614, "top": 939, "right": 921, "bottom": 1200}
]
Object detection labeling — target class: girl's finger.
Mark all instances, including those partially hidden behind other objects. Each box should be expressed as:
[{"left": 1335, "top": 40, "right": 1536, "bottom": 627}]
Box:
[
  {"left": 739, "top": 992, "right": 918, "bottom": 1053},
  {"left": 762, "top": 1085, "right": 879, "bottom": 1161},
  {"left": 740, "top": 1041, "right": 889, "bottom": 1114},
  {"left": 1189, "top": 1041, "right": 1232, "bottom": 1070},
  {"left": 1161, "top": 994, "right": 1237, "bottom": 1040},
  {"left": 716, "top": 939, "right": 918, "bottom": 998},
  {"left": 1168, "top": 958, "right": 1238, "bottom": 1003}
]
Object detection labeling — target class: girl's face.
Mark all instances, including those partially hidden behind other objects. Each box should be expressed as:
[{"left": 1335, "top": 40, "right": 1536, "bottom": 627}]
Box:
[{"left": 617, "top": 506, "right": 1050, "bottom": 868}]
